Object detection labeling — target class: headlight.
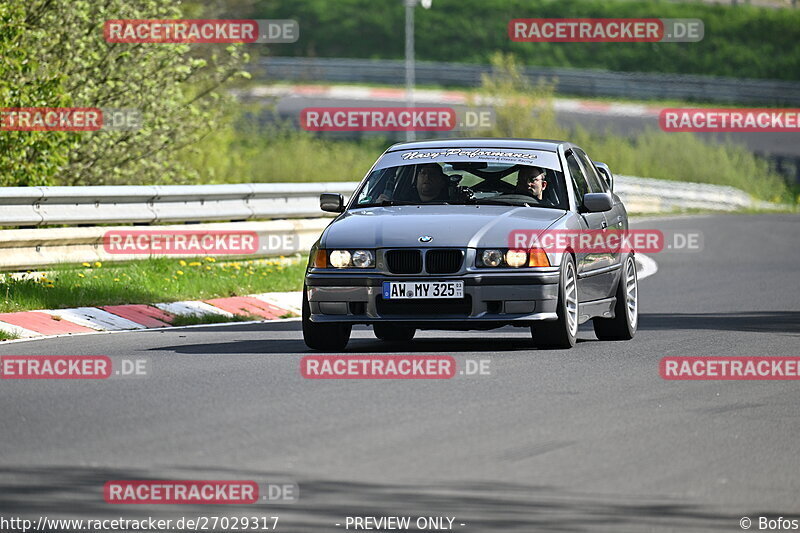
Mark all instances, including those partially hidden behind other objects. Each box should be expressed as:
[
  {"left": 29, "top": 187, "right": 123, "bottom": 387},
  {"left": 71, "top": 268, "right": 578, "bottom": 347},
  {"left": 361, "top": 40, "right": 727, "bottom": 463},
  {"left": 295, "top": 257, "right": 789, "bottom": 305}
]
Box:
[
  {"left": 322, "top": 249, "right": 376, "bottom": 268},
  {"left": 351, "top": 250, "right": 374, "bottom": 268},
  {"left": 329, "top": 250, "right": 352, "bottom": 268},
  {"left": 505, "top": 249, "right": 527, "bottom": 267},
  {"left": 481, "top": 249, "right": 503, "bottom": 267},
  {"left": 477, "top": 248, "right": 550, "bottom": 268}
]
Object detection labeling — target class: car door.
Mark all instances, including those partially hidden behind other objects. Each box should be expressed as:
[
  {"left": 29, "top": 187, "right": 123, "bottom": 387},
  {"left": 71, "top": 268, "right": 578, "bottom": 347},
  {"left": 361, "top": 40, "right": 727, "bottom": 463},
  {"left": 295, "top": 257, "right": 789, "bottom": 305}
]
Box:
[
  {"left": 592, "top": 160, "right": 627, "bottom": 233},
  {"left": 565, "top": 149, "right": 614, "bottom": 302},
  {"left": 574, "top": 150, "right": 626, "bottom": 295}
]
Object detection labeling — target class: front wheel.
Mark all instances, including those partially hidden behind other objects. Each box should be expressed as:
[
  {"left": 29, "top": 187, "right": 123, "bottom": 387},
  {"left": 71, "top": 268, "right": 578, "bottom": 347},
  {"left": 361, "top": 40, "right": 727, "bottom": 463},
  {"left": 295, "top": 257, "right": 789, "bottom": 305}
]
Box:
[
  {"left": 531, "top": 255, "right": 578, "bottom": 349},
  {"left": 302, "top": 288, "right": 351, "bottom": 351},
  {"left": 593, "top": 255, "right": 638, "bottom": 341},
  {"left": 373, "top": 323, "right": 416, "bottom": 342}
]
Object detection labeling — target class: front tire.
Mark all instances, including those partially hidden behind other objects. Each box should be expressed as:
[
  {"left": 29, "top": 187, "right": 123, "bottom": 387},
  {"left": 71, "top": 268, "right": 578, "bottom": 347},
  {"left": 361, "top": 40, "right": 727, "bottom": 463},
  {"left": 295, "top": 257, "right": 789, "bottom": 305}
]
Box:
[
  {"left": 373, "top": 323, "right": 416, "bottom": 342},
  {"left": 593, "top": 254, "right": 638, "bottom": 341},
  {"left": 531, "top": 255, "right": 578, "bottom": 349},
  {"left": 302, "top": 288, "right": 351, "bottom": 351}
]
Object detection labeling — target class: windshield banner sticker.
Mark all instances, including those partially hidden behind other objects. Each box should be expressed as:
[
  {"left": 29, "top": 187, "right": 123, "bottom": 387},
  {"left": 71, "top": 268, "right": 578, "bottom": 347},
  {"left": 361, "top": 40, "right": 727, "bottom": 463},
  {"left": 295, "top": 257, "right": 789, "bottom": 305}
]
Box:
[
  {"left": 375, "top": 148, "right": 560, "bottom": 170},
  {"left": 401, "top": 149, "right": 538, "bottom": 161}
]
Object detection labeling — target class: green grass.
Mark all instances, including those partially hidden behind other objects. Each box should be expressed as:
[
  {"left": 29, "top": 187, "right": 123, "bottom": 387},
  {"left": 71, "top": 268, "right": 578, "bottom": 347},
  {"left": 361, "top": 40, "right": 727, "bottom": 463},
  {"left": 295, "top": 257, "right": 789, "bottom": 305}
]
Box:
[
  {"left": 0, "top": 329, "right": 20, "bottom": 341},
  {"left": 569, "top": 127, "right": 792, "bottom": 203},
  {"left": 0, "top": 256, "right": 307, "bottom": 314},
  {"left": 179, "top": 118, "right": 387, "bottom": 184}
]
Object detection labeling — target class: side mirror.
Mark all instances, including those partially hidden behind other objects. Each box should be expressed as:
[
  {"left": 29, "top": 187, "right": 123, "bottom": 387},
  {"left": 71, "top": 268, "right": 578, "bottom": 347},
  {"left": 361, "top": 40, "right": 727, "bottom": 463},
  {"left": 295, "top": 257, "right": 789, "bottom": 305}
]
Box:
[
  {"left": 583, "top": 192, "right": 614, "bottom": 213},
  {"left": 320, "top": 193, "right": 344, "bottom": 213},
  {"left": 593, "top": 161, "right": 614, "bottom": 192}
]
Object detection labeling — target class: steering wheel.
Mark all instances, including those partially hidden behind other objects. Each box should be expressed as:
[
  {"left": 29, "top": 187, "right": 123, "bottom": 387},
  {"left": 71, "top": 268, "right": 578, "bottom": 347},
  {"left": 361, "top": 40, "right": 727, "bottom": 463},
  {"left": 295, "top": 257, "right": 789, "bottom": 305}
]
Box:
[{"left": 454, "top": 186, "right": 475, "bottom": 202}]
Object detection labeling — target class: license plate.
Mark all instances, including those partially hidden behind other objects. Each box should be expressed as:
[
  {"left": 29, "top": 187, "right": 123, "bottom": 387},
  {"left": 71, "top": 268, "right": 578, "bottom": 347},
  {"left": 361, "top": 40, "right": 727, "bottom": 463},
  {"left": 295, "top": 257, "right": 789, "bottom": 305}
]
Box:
[{"left": 382, "top": 281, "right": 464, "bottom": 299}]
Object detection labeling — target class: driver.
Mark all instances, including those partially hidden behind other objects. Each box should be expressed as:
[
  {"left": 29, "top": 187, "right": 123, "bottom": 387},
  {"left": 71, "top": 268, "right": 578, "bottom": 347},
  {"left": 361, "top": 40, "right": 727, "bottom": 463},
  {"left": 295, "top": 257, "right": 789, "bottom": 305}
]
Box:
[
  {"left": 412, "top": 163, "right": 450, "bottom": 202},
  {"left": 378, "top": 163, "right": 450, "bottom": 203},
  {"left": 514, "top": 165, "right": 548, "bottom": 202}
]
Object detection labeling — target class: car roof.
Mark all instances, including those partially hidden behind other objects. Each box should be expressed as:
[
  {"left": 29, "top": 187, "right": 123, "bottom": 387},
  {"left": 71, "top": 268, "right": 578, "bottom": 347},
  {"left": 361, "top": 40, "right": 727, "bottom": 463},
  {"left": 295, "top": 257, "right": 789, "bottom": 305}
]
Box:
[{"left": 385, "top": 138, "right": 569, "bottom": 153}]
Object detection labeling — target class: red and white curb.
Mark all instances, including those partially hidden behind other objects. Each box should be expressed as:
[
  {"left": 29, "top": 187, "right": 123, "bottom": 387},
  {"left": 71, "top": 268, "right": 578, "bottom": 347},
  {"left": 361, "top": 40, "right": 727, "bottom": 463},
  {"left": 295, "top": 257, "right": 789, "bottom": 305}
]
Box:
[
  {"left": 242, "top": 84, "right": 663, "bottom": 118},
  {"left": 0, "top": 292, "right": 302, "bottom": 342}
]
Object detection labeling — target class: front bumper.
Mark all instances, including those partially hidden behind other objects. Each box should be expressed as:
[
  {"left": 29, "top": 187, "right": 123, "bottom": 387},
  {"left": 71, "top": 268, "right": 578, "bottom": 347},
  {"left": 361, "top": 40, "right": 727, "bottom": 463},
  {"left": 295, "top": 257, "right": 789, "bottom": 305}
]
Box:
[{"left": 306, "top": 270, "right": 560, "bottom": 325}]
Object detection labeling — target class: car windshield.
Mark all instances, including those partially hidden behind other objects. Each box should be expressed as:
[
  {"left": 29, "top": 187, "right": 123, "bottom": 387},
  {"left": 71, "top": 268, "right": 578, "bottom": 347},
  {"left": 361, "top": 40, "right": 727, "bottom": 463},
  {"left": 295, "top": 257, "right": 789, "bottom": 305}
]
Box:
[{"left": 353, "top": 161, "right": 569, "bottom": 210}]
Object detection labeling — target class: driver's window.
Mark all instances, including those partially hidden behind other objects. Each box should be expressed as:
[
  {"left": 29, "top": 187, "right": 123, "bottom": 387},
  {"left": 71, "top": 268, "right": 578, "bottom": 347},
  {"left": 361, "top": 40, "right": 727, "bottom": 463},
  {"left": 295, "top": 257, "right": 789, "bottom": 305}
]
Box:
[
  {"left": 566, "top": 152, "right": 589, "bottom": 205},
  {"left": 357, "top": 168, "right": 390, "bottom": 203},
  {"left": 392, "top": 166, "right": 415, "bottom": 196},
  {"left": 574, "top": 149, "right": 607, "bottom": 193},
  {"left": 384, "top": 165, "right": 417, "bottom": 201}
]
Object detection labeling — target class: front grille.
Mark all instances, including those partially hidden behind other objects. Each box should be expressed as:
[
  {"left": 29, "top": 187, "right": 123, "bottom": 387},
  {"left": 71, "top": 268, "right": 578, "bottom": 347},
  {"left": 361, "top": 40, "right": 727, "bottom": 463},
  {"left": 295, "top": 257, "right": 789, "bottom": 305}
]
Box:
[
  {"left": 426, "top": 249, "right": 464, "bottom": 274},
  {"left": 376, "top": 296, "right": 472, "bottom": 316},
  {"left": 386, "top": 249, "right": 422, "bottom": 274}
]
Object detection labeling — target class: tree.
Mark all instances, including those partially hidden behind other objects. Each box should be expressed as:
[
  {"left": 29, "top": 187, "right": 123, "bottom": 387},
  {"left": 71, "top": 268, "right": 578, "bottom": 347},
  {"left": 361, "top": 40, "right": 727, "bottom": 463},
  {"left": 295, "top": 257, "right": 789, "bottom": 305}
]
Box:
[
  {"left": 0, "top": 0, "right": 249, "bottom": 186},
  {"left": 0, "top": 1, "right": 72, "bottom": 186}
]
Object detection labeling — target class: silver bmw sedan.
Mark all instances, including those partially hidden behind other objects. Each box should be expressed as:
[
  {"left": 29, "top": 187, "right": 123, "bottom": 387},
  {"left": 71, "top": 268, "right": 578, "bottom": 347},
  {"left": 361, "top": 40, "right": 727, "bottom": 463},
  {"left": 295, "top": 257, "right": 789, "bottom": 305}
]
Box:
[{"left": 303, "top": 138, "right": 638, "bottom": 350}]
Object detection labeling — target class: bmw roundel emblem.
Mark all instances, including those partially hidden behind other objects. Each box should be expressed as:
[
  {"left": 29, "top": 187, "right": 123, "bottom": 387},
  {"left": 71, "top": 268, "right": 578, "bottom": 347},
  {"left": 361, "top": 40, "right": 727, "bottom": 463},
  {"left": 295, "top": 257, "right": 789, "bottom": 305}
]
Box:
[{"left": 419, "top": 235, "right": 433, "bottom": 243}]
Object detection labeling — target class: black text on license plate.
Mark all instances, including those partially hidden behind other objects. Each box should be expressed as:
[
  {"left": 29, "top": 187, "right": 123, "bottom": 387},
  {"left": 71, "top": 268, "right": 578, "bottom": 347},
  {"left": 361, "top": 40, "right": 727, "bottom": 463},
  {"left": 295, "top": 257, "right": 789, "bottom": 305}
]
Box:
[{"left": 382, "top": 281, "right": 464, "bottom": 299}]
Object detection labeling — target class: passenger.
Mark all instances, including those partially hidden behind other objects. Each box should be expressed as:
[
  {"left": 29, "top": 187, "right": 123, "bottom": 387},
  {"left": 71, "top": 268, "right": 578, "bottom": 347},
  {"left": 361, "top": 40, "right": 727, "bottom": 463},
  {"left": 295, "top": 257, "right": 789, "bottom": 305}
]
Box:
[{"left": 514, "top": 166, "right": 548, "bottom": 201}]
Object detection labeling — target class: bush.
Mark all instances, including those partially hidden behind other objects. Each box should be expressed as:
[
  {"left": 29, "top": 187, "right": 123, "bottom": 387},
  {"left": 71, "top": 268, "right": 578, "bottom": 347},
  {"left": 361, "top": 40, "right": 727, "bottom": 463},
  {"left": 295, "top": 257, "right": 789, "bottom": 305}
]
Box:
[
  {"left": 0, "top": 2, "right": 71, "bottom": 186},
  {"left": 0, "top": 0, "right": 249, "bottom": 187}
]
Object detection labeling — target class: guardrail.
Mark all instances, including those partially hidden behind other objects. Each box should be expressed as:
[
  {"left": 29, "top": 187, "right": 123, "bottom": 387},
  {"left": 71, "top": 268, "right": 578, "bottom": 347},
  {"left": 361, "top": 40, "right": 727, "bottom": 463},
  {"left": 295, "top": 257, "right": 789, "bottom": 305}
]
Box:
[
  {"left": 0, "top": 177, "right": 777, "bottom": 228},
  {"left": 0, "top": 183, "right": 355, "bottom": 227},
  {"left": 614, "top": 175, "right": 781, "bottom": 212},
  {"left": 0, "top": 219, "right": 331, "bottom": 272},
  {"left": 0, "top": 178, "right": 783, "bottom": 271},
  {"left": 253, "top": 57, "right": 800, "bottom": 106}
]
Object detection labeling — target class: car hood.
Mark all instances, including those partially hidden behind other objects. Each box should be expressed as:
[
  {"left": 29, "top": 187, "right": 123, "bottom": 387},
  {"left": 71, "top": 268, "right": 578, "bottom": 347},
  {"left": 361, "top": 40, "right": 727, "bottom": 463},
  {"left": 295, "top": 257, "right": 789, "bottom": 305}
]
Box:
[{"left": 322, "top": 205, "right": 568, "bottom": 249}]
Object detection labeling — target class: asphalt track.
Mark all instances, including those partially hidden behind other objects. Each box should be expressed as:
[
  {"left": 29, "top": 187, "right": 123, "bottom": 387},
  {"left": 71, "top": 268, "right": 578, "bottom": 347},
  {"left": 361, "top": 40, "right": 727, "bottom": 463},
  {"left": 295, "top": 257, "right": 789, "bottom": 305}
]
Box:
[{"left": 1, "top": 214, "right": 799, "bottom": 532}]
